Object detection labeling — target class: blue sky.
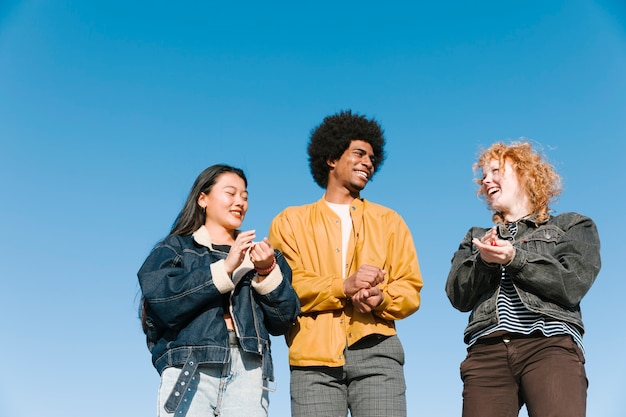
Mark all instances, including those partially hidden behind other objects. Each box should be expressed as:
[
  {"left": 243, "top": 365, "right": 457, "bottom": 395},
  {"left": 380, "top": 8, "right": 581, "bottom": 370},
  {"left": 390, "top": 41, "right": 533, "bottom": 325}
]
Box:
[{"left": 1, "top": 1, "right": 625, "bottom": 416}]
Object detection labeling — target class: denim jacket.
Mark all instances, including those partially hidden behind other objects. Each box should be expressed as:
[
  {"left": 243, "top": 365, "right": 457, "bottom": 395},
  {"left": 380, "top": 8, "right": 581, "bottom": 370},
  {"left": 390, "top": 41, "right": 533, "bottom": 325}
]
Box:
[
  {"left": 446, "top": 212, "right": 601, "bottom": 344},
  {"left": 138, "top": 226, "right": 301, "bottom": 382}
]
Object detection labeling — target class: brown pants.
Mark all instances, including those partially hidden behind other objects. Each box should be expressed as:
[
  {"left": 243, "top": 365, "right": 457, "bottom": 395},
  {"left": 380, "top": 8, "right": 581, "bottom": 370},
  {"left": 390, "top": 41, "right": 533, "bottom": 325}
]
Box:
[{"left": 460, "top": 333, "right": 587, "bottom": 417}]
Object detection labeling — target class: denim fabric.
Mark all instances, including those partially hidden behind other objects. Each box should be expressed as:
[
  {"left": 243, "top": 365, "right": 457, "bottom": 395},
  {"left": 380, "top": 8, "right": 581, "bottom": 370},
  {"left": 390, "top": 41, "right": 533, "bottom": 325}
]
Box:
[
  {"left": 446, "top": 212, "right": 601, "bottom": 343},
  {"left": 158, "top": 346, "right": 270, "bottom": 417},
  {"left": 138, "top": 232, "right": 301, "bottom": 382}
]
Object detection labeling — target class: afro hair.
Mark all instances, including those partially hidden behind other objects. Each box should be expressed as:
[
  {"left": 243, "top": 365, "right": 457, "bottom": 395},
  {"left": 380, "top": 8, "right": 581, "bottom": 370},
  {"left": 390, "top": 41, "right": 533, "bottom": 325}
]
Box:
[{"left": 307, "top": 110, "right": 386, "bottom": 188}]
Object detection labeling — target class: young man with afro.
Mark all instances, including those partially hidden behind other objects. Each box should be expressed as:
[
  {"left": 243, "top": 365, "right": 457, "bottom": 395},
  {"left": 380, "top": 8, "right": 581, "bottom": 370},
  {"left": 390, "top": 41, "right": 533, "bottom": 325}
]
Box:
[{"left": 269, "top": 110, "right": 423, "bottom": 417}]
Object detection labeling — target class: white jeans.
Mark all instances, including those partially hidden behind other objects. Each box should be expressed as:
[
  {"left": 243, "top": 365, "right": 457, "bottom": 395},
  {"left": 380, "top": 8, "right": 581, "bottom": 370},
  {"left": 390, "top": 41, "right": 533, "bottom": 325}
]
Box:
[{"left": 157, "top": 347, "right": 269, "bottom": 417}]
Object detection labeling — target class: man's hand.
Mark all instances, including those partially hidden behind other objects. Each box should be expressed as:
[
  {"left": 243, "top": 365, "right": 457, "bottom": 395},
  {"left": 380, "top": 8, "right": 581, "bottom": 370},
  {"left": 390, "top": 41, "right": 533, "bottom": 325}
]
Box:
[
  {"left": 351, "top": 286, "right": 384, "bottom": 313},
  {"left": 343, "top": 264, "right": 385, "bottom": 298}
]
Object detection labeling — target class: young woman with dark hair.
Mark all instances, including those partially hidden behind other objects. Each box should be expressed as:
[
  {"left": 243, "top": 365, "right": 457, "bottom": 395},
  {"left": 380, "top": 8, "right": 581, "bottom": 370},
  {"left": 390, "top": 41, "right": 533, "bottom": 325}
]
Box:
[{"left": 138, "top": 164, "right": 300, "bottom": 417}]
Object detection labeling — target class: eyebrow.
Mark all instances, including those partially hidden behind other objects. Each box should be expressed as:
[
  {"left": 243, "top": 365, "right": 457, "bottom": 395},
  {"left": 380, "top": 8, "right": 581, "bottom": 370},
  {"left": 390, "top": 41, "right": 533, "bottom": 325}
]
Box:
[
  {"left": 353, "top": 147, "right": 375, "bottom": 157},
  {"left": 223, "top": 185, "right": 247, "bottom": 193}
]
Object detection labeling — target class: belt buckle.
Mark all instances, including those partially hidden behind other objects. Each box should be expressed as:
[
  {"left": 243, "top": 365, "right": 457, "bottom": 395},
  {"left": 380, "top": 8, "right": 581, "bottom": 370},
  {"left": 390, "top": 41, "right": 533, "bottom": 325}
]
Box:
[{"left": 228, "top": 330, "right": 238, "bottom": 346}]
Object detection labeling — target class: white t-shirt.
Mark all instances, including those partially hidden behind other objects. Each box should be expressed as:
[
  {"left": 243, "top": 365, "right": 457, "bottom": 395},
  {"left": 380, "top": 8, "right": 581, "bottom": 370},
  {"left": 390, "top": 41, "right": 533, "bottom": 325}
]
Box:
[{"left": 325, "top": 201, "right": 352, "bottom": 279}]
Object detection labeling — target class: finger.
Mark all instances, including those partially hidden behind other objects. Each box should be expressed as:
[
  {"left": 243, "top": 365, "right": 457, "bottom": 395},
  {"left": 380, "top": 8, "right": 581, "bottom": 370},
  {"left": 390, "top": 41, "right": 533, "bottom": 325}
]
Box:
[
  {"left": 256, "top": 241, "right": 273, "bottom": 257},
  {"left": 250, "top": 245, "right": 270, "bottom": 261},
  {"left": 473, "top": 238, "right": 487, "bottom": 248},
  {"left": 236, "top": 230, "right": 256, "bottom": 244},
  {"left": 237, "top": 241, "right": 254, "bottom": 254},
  {"left": 237, "top": 229, "right": 255, "bottom": 239},
  {"left": 482, "top": 229, "right": 496, "bottom": 242},
  {"left": 359, "top": 264, "right": 381, "bottom": 273},
  {"left": 360, "top": 265, "right": 384, "bottom": 280},
  {"left": 256, "top": 238, "right": 272, "bottom": 251}
]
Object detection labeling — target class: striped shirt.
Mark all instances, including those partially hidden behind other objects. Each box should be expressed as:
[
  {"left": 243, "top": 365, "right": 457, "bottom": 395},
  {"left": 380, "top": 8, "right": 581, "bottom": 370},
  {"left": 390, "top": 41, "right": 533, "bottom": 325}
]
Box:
[{"left": 468, "top": 222, "right": 584, "bottom": 351}]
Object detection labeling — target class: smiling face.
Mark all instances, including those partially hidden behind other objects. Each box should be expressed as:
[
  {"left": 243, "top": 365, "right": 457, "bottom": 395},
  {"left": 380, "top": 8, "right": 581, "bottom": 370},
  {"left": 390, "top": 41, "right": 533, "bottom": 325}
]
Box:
[
  {"left": 197, "top": 172, "right": 248, "bottom": 234},
  {"left": 326, "top": 140, "right": 376, "bottom": 202},
  {"left": 481, "top": 158, "right": 531, "bottom": 221}
]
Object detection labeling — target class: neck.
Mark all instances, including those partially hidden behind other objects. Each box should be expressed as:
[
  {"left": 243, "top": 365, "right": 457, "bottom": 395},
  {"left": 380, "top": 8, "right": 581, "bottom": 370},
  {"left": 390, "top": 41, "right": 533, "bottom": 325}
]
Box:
[
  {"left": 324, "top": 184, "right": 360, "bottom": 204},
  {"left": 204, "top": 223, "right": 235, "bottom": 245},
  {"left": 504, "top": 212, "right": 532, "bottom": 223},
  {"left": 501, "top": 197, "right": 533, "bottom": 223}
]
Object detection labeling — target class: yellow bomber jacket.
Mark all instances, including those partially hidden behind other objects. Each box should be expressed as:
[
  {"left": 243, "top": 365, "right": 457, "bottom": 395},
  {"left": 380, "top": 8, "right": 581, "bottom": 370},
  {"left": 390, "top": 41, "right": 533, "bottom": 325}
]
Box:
[{"left": 269, "top": 197, "right": 423, "bottom": 367}]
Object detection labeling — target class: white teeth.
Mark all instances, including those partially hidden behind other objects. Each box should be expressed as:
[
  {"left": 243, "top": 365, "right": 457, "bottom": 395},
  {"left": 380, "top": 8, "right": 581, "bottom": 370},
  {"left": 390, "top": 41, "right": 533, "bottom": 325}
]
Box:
[{"left": 357, "top": 171, "right": 369, "bottom": 179}]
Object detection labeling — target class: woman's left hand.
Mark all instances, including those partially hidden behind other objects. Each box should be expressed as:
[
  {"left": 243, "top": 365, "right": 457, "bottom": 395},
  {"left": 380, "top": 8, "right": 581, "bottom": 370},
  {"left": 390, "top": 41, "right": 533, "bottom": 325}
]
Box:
[{"left": 249, "top": 237, "right": 275, "bottom": 271}]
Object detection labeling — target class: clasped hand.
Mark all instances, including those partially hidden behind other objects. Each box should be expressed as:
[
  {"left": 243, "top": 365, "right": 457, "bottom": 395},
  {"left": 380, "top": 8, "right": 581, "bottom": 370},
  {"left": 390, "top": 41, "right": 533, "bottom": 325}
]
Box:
[
  {"left": 472, "top": 227, "right": 516, "bottom": 266},
  {"left": 344, "top": 265, "right": 386, "bottom": 313}
]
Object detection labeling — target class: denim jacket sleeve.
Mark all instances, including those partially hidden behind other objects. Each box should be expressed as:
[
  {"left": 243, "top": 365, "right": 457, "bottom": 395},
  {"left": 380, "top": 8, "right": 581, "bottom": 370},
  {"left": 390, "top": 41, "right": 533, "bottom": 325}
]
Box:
[
  {"left": 445, "top": 227, "right": 502, "bottom": 312},
  {"left": 505, "top": 212, "right": 601, "bottom": 308},
  {"left": 249, "top": 250, "right": 301, "bottom": 336},
  {"left": 138, "top": 235, "right": 229, "bottom": 329}
]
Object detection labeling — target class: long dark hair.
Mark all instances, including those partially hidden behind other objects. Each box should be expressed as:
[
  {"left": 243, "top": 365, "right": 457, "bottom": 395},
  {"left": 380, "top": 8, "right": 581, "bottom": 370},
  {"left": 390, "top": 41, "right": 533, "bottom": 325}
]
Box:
[
  {"left": 140, "top": 164, "right": 247, "bottom": 334},
  {"left": 169, "top": 164, "right": 247, "bottom": 236}
]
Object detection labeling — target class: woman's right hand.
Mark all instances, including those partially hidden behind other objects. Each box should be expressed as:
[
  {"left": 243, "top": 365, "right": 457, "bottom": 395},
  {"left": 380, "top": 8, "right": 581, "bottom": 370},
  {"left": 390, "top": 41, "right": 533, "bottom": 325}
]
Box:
[
  {"left": 224, "top": 230, "right": 256, "bottom": 275},
  {"left": 472, "top": 227, "right": 515, "bottom": 265}
]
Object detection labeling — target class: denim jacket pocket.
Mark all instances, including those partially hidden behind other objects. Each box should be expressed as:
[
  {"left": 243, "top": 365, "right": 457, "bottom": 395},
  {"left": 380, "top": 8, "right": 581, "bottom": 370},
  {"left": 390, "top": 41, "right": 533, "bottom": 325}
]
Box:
[{"left": 518, "top": 225, "right": 562, "bottom": 253}]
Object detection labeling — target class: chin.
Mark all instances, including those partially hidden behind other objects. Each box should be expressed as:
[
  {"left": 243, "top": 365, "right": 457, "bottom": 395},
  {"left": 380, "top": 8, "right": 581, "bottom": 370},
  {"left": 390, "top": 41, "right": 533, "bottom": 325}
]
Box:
[{"left": 229, "top": 221, "right": 243, "bottom": 229}]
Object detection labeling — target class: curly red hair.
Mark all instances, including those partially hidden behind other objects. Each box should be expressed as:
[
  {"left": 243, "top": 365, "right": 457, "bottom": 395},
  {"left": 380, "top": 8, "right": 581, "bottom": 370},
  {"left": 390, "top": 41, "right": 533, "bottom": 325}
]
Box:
[{"left": 473, "top": 141, "right": 562, "bottom": 223}]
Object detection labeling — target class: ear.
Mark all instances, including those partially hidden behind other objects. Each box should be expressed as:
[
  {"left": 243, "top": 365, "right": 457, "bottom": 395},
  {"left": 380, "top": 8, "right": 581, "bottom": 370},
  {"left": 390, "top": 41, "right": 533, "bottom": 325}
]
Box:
[
  {"left": 197, "top": 192, "right": 207, "bottom": 208},
  {"left": 326, "top": 158, "right": 336, "bottom": 169}
]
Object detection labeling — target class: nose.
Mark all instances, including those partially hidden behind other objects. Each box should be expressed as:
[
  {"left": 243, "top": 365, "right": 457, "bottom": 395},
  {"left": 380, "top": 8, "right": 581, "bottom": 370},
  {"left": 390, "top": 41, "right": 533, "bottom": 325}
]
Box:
[
  {"left": 361, "top": 155, "right": 374, "bottom": 169},
  {"left": 234, "top": 195, "right": 246, "bottom": 207}
]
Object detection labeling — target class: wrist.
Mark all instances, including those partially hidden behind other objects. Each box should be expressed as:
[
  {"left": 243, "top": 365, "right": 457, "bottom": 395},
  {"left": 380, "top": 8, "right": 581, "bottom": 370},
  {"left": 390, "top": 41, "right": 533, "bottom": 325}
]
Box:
[
  {"left": 503, "top": 249, "right": 516, "bottom": 267},
  {"left": 255, "top": 257, "right": 276, "bottom": 276}
]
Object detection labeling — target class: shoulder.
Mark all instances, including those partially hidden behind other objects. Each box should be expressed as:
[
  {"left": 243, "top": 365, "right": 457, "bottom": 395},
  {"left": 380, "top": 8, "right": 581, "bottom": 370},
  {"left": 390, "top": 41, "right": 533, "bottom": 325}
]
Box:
[
  {"left": 153, "top": 234, "right": 195, "bottom": 252},
  {"left": 548, "top": 212, "right": 596, "bottom": 228},
  {"left": 361, "top": 199, "right": 403, "bottom": 220},
  {"left": 463, "top": 225, "right": 492, "bottom": 240},
  {"left": 139, "top": 234, "right": 195, "bottom": 273},
  {"left": 273, "top": 199, "right": 322, "bottom": 221}
]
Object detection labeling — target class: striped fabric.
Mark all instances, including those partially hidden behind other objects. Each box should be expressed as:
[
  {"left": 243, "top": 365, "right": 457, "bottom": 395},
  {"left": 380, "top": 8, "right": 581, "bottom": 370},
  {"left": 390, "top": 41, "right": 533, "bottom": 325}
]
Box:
[{"left": 469, "top": 222, "right": 584, "bottom": 352}]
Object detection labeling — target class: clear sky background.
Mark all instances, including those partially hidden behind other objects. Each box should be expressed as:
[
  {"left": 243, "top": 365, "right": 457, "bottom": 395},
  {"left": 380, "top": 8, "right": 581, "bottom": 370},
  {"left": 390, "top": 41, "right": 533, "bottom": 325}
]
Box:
[{"left": 1, "top": 1, "right": 625, "bottom": 416}]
